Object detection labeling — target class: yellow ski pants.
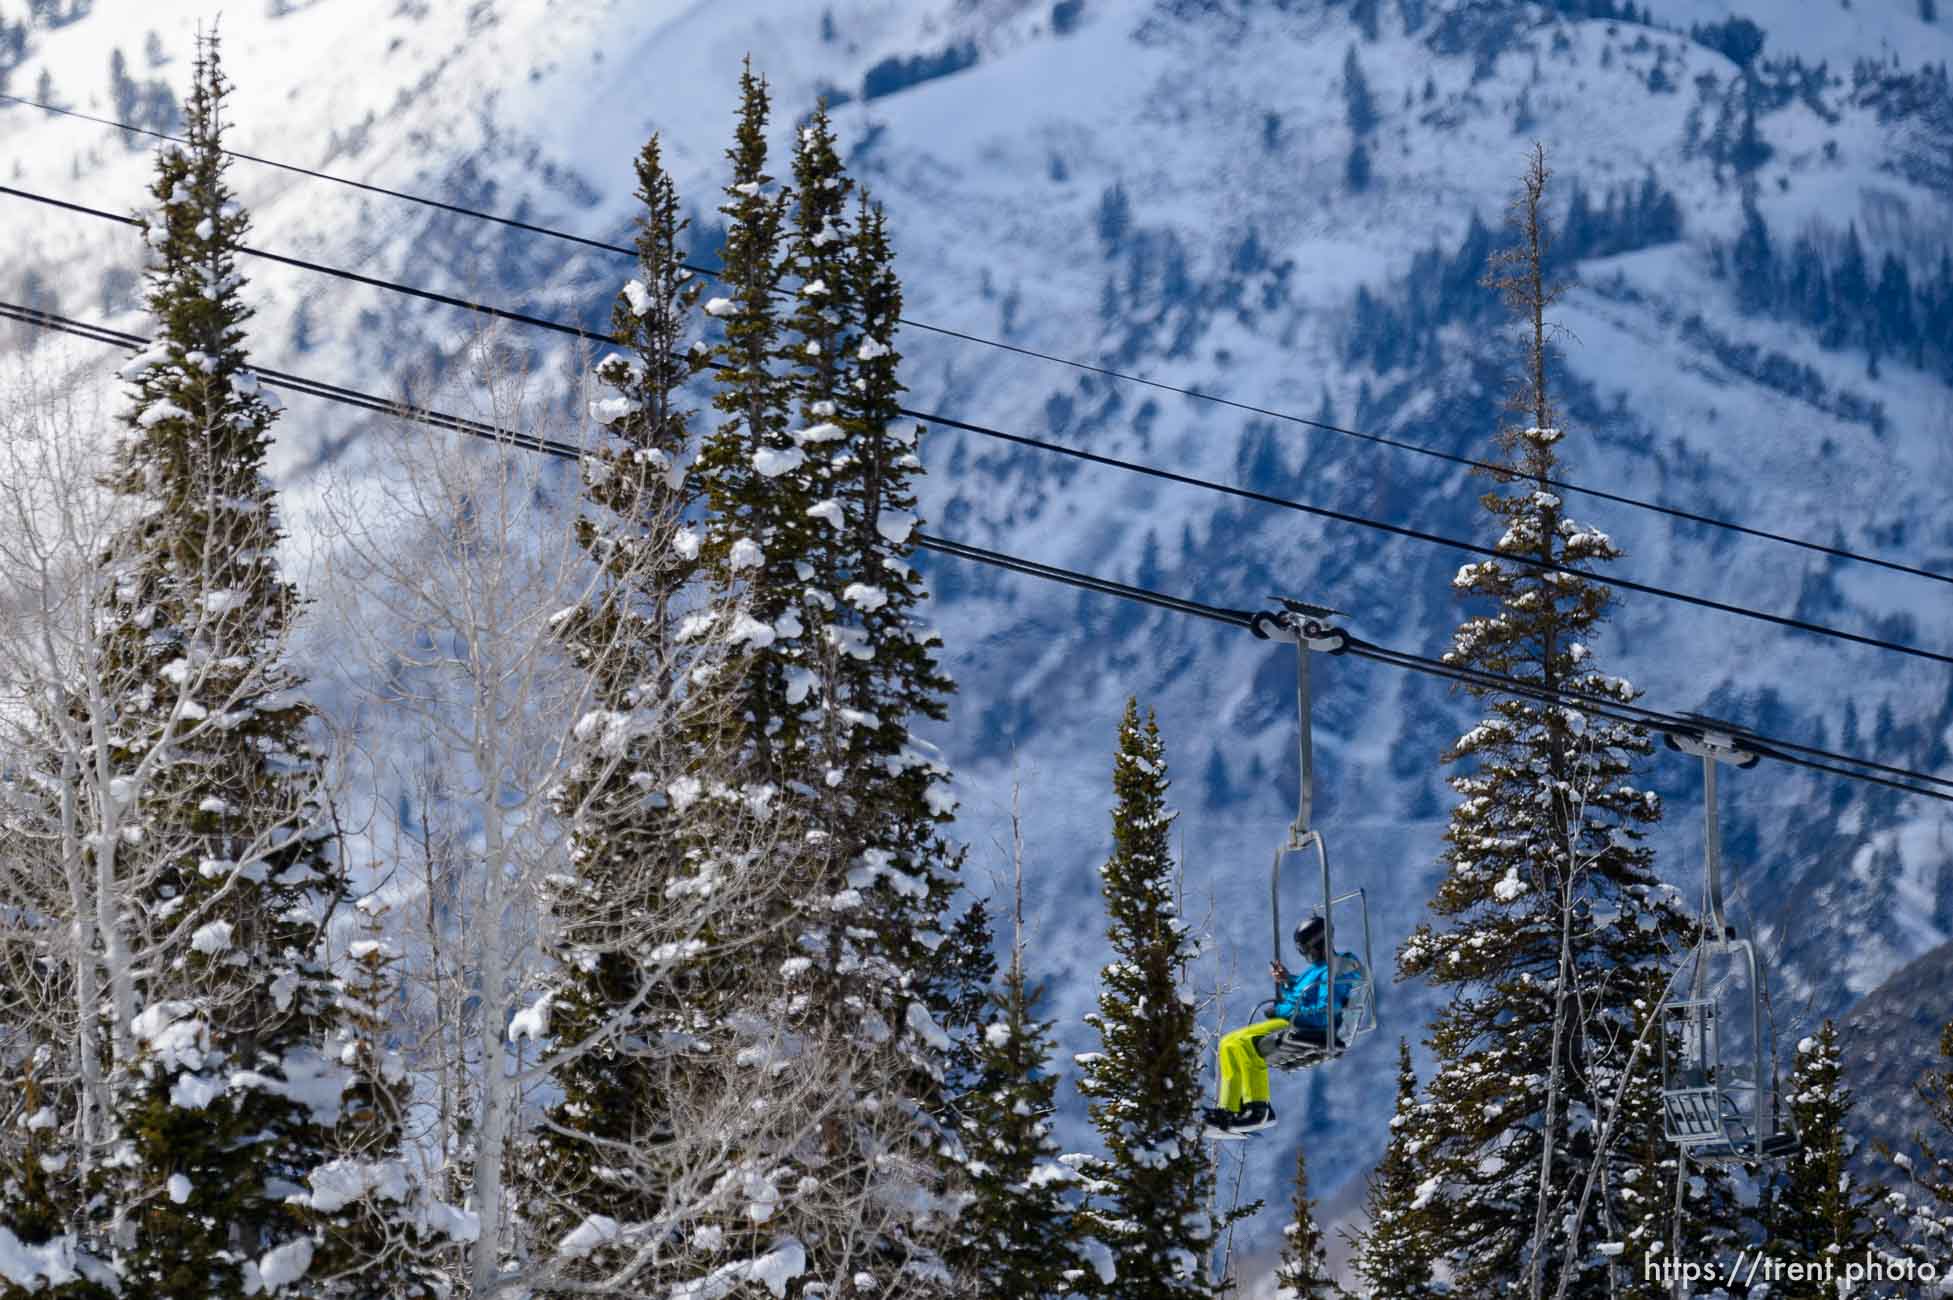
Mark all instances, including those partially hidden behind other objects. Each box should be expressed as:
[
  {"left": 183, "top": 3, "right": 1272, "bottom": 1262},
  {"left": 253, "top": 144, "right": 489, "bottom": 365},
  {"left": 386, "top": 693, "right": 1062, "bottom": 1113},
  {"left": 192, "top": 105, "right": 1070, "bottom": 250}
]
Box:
[{"left": 1217, "top": 1018, "right": 1291, "bottom": 1111}]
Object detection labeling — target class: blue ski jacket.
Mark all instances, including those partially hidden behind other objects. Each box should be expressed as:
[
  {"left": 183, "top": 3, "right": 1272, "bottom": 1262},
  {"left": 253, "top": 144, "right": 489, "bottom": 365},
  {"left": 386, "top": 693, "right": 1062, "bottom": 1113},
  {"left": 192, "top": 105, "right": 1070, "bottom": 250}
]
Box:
[{"left": 1273, "top": 954, "right": 1366, "bottom": 1029}]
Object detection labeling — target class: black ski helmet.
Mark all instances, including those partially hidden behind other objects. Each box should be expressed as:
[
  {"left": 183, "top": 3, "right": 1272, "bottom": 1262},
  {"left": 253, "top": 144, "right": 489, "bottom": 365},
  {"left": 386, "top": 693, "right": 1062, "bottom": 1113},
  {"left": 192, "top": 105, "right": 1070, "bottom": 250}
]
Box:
[{"left": 1293, "top": 915, "right": 1326, "bottom": 958}]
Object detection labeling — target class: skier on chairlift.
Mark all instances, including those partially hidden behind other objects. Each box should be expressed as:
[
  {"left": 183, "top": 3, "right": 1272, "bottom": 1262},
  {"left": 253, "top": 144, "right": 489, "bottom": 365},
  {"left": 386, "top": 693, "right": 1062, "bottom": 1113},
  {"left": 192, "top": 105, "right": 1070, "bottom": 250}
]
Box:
[{"left": 1204, "top": 915, "right": 1366, "bottom": 1136}]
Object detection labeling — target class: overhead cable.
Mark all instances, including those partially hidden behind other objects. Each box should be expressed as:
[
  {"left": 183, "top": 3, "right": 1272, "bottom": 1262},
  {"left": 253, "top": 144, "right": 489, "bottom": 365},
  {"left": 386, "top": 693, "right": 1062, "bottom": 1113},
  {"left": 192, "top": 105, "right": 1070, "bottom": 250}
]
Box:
[
  {"left": 3, "top": 209, "right": 1949, "bottom": 673},
  {"left": 0, "top": 108, "right": 1943, "bottom": 590},
  {"left": 5, "top": 299, "right": 1948, "bottom": 806}
]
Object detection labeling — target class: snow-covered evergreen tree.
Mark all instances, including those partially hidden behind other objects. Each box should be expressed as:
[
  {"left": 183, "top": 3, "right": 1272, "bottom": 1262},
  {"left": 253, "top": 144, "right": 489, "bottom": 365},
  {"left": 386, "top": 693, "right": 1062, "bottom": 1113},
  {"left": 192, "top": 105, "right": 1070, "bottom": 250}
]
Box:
[
  {"left": 1757, "top": 1021, "right": 1883, "bottom": 1297},
  {"left": 1076, "top": 700, "right": 1226, "bottom": 1300},
  {"left": 518, "top": 126, "right": 715, "bottom": 1293},
  {"left": 945, "top": 836, "right": 1084, "bottom": 1298},
  {"left": 666, "top": 65, "right": 967, "bottom": 1300},
  {"left": 1273, "top": 1143, "right": 1347, "bottom": 1300},
  {"left": 1350, "top": 1041, "right": 1441, "bottom": 1300},
  {"left": 693, "top": 59, "right": 807, "bottom": 783},
  {"left": 91, "top": 36, "right": 364, "bottom": 1297},
  {"left": 1392, "top": 145, "right": 1694, "bottom": 1300},
  {"left": 632, "top": 64, "right": 842, "bottom": 1300},
  {"left": 1881, "top": 1021, "right": 1953, "bottom": 1289},
  {"left": 761, "top": 94, "right": 967, "bottom": 1300},
  {"left": 293, "top": 898, "right": 438, "bottom": 1298}
]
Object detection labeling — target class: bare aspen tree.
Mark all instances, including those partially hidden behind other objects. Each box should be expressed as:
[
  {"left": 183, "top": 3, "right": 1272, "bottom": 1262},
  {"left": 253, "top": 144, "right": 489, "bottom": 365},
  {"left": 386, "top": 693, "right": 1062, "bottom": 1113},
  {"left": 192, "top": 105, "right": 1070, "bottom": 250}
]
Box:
[
  {"left": 311, "top": 325, "right": 828, "bottom": 1297},
  {"left": 0, "top": 362, "right": 131, "bottom": 1280},
  {"left": 0, "top": 338, "right": 366, "bottom": 1293}
]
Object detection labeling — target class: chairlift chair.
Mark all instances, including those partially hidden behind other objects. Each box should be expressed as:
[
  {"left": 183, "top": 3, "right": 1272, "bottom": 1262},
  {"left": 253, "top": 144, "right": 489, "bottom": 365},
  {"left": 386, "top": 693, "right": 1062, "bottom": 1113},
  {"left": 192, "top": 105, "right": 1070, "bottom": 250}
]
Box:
[
  {"left": 1245, "top": 600, "right": 1378, "bottom": 1071},
  {"left": 1657, "top": 718, "right": 1798, "bottom": 1164}
]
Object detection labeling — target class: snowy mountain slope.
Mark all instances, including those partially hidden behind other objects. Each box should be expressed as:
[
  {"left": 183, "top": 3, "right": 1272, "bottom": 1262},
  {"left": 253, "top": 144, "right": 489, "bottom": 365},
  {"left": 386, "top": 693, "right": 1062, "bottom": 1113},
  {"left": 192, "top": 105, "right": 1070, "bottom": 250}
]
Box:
[
  {"left": 7, "top": 0, "right": 1953, "bottom": 1269},
  {"left": 1840, "top": 935, "right": 1953, "bottom": 1173}
]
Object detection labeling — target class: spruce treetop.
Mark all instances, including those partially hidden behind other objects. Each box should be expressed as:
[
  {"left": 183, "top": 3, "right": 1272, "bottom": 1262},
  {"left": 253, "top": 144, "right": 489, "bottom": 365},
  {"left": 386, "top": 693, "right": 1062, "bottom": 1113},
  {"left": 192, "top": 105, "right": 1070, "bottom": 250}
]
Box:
[
  {"left": 1077, "top": 699, "right": 1224, "bottom": 1300},
  {"left": 785, "top": 100, "right": 856, "bottom": 428},
  {"left": 694, "top": 60, "right": 810, "bottom": 789},
  {"left": 567, "top": 130, "right": 704, "bottom": 690},
  {"left": 837, "top": 195, "right": 952, "bottom": 751},
  {"left": 949, "top": 959, "right": 1084, "bottom": 1298},
  {"left": 1402, "top": 144, "right": 1683, "bottom": 993},
  {"left": 1351, "top": 1040, "right": 1440, "bottom": 1300},
  {"left": 114, "top": 30, "right": 292, "bottom": 644},
  {"left": 1098, "top": 699, "right": 1180, "bottom": 956},
  {"left": 698, "top": 57, "right": 793, "bottom": 590},
  {"left": 1274, "top": 1142, "right": 1348, "bottom": 1300}
]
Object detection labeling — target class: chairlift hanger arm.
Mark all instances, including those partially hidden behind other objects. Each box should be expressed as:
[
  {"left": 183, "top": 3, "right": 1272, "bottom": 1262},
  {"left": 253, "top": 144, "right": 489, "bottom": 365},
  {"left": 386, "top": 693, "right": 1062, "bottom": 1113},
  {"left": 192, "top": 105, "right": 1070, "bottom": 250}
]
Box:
[
  {"left": 1664, "top": 714, "right": 1763, "bottom": 769},
  {"left": 1249, "top": 599, "right": 1350, "bottom": 845},
  {"left": 1667, "top": 716, "right": 1759, "bottom": 941}
]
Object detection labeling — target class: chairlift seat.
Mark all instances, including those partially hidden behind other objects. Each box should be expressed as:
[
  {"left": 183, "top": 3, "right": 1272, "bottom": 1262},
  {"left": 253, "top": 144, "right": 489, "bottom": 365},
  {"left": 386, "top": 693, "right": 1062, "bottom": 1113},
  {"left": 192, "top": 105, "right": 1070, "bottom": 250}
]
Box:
[
  {"left": 1672, "top": 1092, "right": 1802, "bottom": 1164},
  {"left": 1251, "top": 968, "right": 1376, "bottom": 1072},
  {"left": 1249, "top": 609, "right": 1380, "bottom": 1075},
  {"left": 1660, "top": 947, "right": 1797, "bottom": 1163}
]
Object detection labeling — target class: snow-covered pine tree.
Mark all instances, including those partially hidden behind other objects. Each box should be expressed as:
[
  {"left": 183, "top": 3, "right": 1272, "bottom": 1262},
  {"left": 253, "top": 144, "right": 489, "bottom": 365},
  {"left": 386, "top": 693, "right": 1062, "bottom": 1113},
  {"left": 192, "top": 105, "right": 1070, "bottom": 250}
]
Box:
[
  {"left": 946, "top": 968, "right": 1081, "bottom": 1297},
  {"left": 831, "top": 190, "right": 967, "bottom": 1063},
  {"left": 830, "top": 190, "right": 956, "bottom": 818},
  {"left": 743, "top": 99, "right": 968, "bottom": 1298},
  {"left": 773, "top": 99, "right": 861, "bottom": 1032},
  {"left": 94, "top": 35, "right": 362, "bottom": 1298},
  {"left": 944, "top": 822, "right": 1083, "bottom": 1298},
  {"left": 1392, "top": 145, "right": 1695, "bottom": 1300},
  {"left": 295, "top": 898, "right": 436, "bottom": 1298},
  {"left": 1881, "top": 1020, "right": 1953, "bottom": 1286},
  {"left": 693, "top": 59, "right": 808, "bottom": 783},
  {"left": 658, "top": 65, "right": 899, "bottom": 1300},
  {"left": 1076, "top": 700, "right": 1227, "bottom": 1300},
  {"left": 1757, "top": 1021, "right": 1883, "bottom": 1297},
  {"left": 518, "top": 127, "right": 713, "bottom": 1292},
  {"left": 1349, "top": 1041, "right": 1441, "bottom": 1300},
  {"left": 1273, "top": 1143, "right": 1347, "bottom": 1300}
]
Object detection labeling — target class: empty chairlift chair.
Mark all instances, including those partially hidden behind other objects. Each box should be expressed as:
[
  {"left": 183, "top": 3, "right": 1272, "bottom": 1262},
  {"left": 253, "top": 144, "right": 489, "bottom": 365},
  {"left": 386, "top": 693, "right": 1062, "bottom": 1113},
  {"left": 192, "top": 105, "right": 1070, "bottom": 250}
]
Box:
[{"left": 1658, "top": 718, "right": 1798, "bottom": 1165}]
